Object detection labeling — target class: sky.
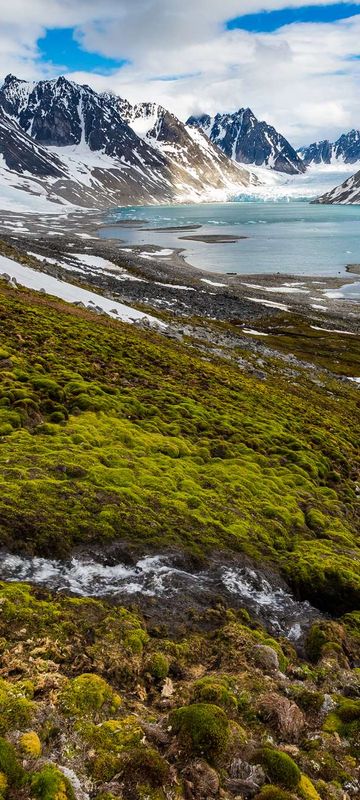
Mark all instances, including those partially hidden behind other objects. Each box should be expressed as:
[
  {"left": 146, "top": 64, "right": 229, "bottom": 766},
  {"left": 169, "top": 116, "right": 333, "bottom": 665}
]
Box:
[{"left": 2, "top": 1, "right": 360, "bottom": 146}]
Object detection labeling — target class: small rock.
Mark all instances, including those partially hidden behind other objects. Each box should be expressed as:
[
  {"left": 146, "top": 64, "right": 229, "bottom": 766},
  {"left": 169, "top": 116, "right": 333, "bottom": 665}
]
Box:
[
  {"left": 161, "top": 677, "right": 174, "bottom": 698},
  {"left": 321, "top": 694, "right": 337, "bottom": 715},
  {"left": 253, "top": 644, "right": 280, "bottom": 673}
]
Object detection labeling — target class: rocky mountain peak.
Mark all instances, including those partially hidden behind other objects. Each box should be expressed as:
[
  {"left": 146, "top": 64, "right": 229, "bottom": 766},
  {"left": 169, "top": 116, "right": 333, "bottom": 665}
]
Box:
[
  {"left": 299, "top": 129, "right": 360, "bottom": 166},
  {"left": 187, "top": 107, "right": 306, "bottom": 174}
]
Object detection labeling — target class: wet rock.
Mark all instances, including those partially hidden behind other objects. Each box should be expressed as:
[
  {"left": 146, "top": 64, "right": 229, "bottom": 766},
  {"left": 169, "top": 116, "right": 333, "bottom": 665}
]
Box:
[{"left": 253, "top": 644, "right": 280, "bottom": 673}]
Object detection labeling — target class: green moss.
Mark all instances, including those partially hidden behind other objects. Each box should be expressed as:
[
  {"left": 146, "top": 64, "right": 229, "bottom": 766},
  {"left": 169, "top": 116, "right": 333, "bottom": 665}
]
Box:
[
  {"left": 305, "top": 623, "right": 343, "bottom": 663},
  {"left": 255, "top": 787, "right": 293, "bottom": 800},
  {"left": 0, "top": 737, "right": 24, "bottom": 787},
  {"left": 147, "top": 653, "right": 170, "bottom": 681},
  {"left": 305, "top": 508, "right": 328, "bottom": 533},
  {"left": 31, "top": 764, "right": 75, "bottom": 800},
  {"left": 298, "top": 774, "right": 321, "bottom": 800},
  {"left": 259, "top": 748, "right": 301, "bottom": 790},
  {"left": 120, "top": 746, "right": 170, "bottom": 788},
  {"left": 0, "top": 772, "right": 7, "bottom": 800},
  {"left": 19, "top": 731, "right": 42, "bottom": 758},
  {"left": 341, "top": 611, "right": 360, "bottom": 664},
  {"left": 191, "top": 675, "right": 238, "bottom": 711},
  {"left": 337, "top": 699, "right": 360, "bottom": 722},
  {"left": 0, "top": 282, "right": 358, "bottom": 611},
  {"left": 288, "top": 687, "right": 325, "bottom": 714},
  {"left": 324, "top": 698, "right": 360, "bottom": 741},
  {"left": 79, "top": 716, "right": 143, "bottom": 781},
  {"left": 0, "top": 677, "right": 35, "bottom": 733},
  {"left": 58, "top": 673, "right": 122, "bottom": 720},
  {"left": 124, "top": 626, "right": 149, "bottom": 655},
  {"left": 170, "top": 703, "right": 229, "bottom": 763}
]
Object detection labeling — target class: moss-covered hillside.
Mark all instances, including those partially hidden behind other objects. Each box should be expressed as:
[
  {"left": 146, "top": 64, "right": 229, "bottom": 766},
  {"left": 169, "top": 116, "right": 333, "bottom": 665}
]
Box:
[{"left": 0, "top": 280, "right": 359, "bottom": 612}]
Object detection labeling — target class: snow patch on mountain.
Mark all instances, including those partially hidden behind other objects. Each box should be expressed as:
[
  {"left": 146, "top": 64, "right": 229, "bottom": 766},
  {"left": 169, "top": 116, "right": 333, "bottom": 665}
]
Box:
[{"left": 314, "top": 169, "right": 360, "bottom": 205}]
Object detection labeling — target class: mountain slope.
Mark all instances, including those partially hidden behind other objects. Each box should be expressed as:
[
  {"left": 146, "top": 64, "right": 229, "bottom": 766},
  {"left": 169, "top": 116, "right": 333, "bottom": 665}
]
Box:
[
  {"left": 122, "top": 101, "right": 254, "bottom": 196},
  {"left": 0, "top": 75, "right": 254, "bottom": 210},
  {"left": 314, "top": 169, "right": 360, "bottom": 204},
  {"left": 299, "top": 129, "right": 360, "bottom": 166},
  {"left": 187, "top": 108, "right": 306, "bottom": 175}
]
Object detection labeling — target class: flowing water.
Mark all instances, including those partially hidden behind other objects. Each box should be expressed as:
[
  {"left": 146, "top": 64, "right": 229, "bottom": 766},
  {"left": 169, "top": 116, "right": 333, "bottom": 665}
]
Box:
[
  {"left": 0, "top": 550, "right": 322, "bottom": 642},
  {"left": 100, "top": 201, "right": 360, "bottom": 281}
]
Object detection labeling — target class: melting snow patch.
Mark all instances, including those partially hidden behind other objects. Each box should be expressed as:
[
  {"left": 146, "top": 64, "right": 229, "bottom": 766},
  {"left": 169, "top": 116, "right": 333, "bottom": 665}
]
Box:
[
  {"left": 310, "top": 325, "right": 356, "bottom": 335},
  {"left": 243, "top": 283, "right": 309, "bottom": 295},
  {"left": 201, "top": 278, "right": 227, "bottom": 287},
  {"left": 243, "top": 328, "right": 269, "bottom": 336},
  {"left": 245, "top": 297, "right": 290, "bottom": 311},
  {"left": 0, "top": 255, "right": 165, "bottom": 328},
  {"left": 154, "top": 282, "right": 195, "bottom": 290}
]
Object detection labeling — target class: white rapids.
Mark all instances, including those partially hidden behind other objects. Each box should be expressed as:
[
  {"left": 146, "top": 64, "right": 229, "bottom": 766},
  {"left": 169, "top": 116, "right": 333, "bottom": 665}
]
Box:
[{"left": 0, "top": 551, "right": 321, "bottom": 641}]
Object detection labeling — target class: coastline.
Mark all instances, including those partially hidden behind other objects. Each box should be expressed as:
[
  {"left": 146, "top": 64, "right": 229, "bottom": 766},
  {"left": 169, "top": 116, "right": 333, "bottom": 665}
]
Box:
[{"left": 0, "top": 207, "right": 359, "bottom": 333}]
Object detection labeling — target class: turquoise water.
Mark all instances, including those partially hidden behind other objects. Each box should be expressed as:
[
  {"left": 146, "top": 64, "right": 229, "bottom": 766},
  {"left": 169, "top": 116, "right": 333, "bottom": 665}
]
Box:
[{"left": 100, "top": 201, "right": 360, "bottom": 277}]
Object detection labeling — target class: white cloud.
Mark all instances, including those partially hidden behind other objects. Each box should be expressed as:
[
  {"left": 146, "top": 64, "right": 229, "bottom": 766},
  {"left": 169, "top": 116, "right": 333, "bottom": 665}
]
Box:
[{"left": 1, "top": 1, "right": 360, "bottom": 145}]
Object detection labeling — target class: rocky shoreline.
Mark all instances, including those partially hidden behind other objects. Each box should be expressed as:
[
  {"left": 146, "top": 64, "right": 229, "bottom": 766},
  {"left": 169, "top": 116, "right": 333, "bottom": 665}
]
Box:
[{"left": 0, "top": 209, "right": 359, "bottom": 334}]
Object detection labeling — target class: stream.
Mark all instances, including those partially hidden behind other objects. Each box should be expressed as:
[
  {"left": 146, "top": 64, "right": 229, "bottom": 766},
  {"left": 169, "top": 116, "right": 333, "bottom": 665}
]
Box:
[{"left": 0, "top": 549, "right": 322, "bottom": 642}]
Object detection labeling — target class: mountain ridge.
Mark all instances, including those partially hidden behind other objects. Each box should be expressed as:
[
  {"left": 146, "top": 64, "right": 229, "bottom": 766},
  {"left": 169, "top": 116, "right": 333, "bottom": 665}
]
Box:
[
  {"left": 187, "top": 107, "right": 306, "bottom": 175},
  {"left": 299, "top": 129, "right": 360, "bottom": 166}
]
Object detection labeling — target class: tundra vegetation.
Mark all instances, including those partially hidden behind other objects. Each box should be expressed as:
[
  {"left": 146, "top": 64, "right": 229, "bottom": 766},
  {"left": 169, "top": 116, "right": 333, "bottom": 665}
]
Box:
[{"left": 0, "top": 275, "right": 358, "bottom": 798}]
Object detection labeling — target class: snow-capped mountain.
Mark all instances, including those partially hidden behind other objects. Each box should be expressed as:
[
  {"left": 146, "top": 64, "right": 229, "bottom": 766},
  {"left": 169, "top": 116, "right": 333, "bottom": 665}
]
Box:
[
  {"left": 314, "top": 170, "right": 360, "bottom": 204},
  {"left": 0, "top": 75, "right": 253, "bottom": 210},
  {"left": 299, "top": 130, "right": 360, "bottom": 166},
  {"left": 121, "top": 101, "right": 255, "bottom": 193},
  {"left": 187, "top": 108, "right": 306, "bottom": 175}
]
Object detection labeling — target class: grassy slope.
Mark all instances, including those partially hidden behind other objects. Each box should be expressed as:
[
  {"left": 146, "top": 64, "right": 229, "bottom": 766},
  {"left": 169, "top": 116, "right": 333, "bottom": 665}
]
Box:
[{"left": 0, "top": 281, "right": 359, "bottom": 612}]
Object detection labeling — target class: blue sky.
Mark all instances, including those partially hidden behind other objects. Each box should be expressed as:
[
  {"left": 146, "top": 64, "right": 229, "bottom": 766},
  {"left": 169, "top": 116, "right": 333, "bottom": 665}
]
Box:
[
  {"left": 38, "top": 29, "right": 128, "bottom": 74},
  {"left": 227, "top": 3, "right": 360, "bottom": 32}
]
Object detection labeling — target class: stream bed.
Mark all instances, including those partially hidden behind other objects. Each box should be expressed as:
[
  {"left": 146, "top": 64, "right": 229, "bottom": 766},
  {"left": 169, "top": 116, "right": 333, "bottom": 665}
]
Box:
[{"left": 0, "top": 549, "right": 323, "bottom": 642}]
